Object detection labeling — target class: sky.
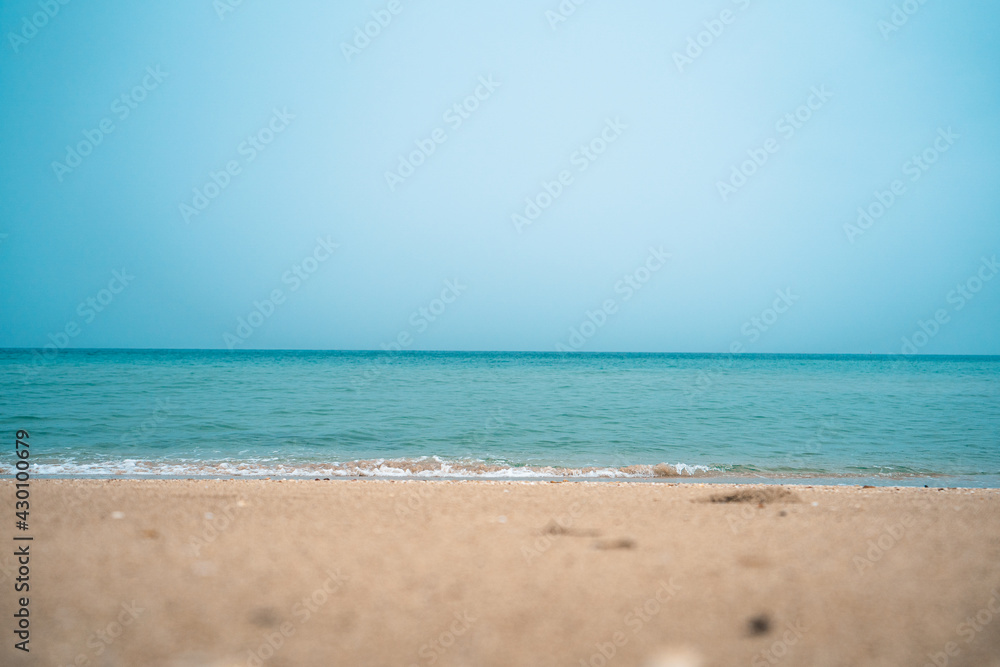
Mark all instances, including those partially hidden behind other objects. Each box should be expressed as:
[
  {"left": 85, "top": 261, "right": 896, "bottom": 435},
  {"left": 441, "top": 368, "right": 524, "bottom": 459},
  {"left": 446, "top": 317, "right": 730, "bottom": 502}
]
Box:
[{"left": 1, "top": 0, "right": 998, "bottom": 354}]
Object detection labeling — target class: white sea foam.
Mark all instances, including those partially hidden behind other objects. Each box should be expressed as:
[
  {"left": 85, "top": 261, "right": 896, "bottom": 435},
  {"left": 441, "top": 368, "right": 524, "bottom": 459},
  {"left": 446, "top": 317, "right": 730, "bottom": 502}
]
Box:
[{"left": 0, "top": 457, "right": 719, "bottom": 479}]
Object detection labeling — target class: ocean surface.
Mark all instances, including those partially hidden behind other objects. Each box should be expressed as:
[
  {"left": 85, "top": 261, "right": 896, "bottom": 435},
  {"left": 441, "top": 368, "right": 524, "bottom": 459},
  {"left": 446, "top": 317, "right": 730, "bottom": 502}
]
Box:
[{"left": 1, "top": 350, "right": 998, "bottom": 486}]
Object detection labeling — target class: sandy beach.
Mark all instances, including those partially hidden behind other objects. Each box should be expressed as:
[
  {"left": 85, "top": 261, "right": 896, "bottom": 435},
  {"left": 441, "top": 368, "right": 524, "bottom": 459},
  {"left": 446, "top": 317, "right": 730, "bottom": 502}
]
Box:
[{"left": 3, "top": 479, "right": 999, "bottom": 666}]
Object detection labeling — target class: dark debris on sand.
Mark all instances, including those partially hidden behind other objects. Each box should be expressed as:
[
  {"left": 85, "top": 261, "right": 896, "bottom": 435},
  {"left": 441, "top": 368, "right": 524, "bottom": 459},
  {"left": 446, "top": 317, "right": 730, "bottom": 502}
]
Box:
[
  {"left": 706, "top": 488, "right": 800, "bottom": 505},
  {"left": 593, "top": 538, "right": 636, "bottom": 550},
  {"left": 747, "top": 614, "right": 772, "bottom": 636},
  {"left": 542, "top": 520, "right": 601, "bottom": 537}
]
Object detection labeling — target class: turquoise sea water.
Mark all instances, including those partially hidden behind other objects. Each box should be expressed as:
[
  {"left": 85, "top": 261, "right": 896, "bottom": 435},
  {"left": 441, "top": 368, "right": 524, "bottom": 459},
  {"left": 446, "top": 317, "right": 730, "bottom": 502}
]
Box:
[{"left": 1, "top": 350, "right": 998, "bottom": 486}]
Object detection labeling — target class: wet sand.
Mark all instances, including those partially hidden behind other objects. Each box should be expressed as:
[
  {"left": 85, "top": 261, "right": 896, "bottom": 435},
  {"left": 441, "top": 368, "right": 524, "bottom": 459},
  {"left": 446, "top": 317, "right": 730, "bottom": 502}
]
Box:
[{"left": 2, "top": 479, "right": 999, "bottom": 666}]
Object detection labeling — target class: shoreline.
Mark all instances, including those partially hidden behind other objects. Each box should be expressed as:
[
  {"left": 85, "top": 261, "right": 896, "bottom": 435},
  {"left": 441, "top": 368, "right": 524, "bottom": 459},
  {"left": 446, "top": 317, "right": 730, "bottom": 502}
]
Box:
[
  {"left": 4, "top": 479, "right": 999, "bottom": 665},
  {"left": 13, "top": 474, "right": 1000, "bottom": 488}
]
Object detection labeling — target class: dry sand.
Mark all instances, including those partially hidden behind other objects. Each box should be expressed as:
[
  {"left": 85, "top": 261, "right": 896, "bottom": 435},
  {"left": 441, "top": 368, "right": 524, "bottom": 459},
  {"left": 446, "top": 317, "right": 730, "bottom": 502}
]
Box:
[{"left": 2, "top": 479, "right": 999, "bottom": 666}]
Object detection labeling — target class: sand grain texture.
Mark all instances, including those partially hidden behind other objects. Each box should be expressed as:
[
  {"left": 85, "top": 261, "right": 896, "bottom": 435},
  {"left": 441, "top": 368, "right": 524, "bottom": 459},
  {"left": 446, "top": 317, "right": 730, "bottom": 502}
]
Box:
[{"left": 3, "top": 480, "right": 1000, "bottom": 666}]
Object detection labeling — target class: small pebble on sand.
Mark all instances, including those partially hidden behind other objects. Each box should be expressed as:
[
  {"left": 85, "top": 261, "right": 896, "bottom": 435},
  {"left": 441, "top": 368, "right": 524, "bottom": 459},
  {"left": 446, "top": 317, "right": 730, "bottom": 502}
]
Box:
[{"left": 643, "top": 647, "right": 704, "bottom": 667}]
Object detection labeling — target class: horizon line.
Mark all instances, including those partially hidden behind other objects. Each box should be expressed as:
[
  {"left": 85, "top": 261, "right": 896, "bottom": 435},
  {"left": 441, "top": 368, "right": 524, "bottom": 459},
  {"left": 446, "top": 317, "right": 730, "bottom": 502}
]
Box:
[{"left": 2, "top": 347, "right": 999, "bottom": 359}]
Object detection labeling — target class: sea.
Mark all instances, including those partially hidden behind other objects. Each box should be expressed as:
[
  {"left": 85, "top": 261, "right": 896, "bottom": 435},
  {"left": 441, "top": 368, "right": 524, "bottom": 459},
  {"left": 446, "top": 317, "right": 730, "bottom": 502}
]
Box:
[{"left": 2, "top": 350, "right": 998, "bottom": 487}]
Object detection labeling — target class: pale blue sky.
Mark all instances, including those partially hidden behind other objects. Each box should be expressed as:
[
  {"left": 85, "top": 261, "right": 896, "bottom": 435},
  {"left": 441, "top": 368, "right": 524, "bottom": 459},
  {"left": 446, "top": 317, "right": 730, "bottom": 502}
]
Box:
[{"left": 1, "top": 0, "right": 998, "bottom": 353}]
